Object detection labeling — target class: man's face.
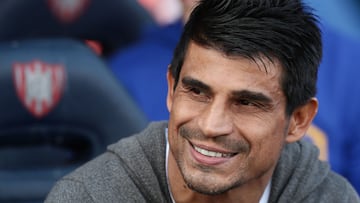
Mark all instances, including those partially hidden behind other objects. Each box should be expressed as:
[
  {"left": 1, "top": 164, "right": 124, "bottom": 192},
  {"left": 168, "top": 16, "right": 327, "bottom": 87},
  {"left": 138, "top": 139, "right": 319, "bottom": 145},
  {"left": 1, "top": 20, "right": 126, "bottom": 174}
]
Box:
[{"left": 166, "top": 42, "right": 289, "bottom": 195}]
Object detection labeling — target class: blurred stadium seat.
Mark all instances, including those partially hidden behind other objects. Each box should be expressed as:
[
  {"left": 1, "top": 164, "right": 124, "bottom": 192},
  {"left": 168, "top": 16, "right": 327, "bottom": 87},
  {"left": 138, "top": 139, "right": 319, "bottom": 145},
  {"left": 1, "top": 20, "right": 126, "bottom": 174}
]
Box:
[
  {"left": 0, "top": 0, "right": 153, "bottom": 56},
  {"left": 0, "top": 38, "right": 148, "bottom": 202}
]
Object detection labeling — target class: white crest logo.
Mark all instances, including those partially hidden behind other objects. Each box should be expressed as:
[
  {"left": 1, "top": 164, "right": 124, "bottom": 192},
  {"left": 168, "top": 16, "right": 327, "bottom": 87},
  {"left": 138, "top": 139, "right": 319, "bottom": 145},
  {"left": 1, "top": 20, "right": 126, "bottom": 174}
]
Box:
[{"left": 13, "top": 60, "right": 66, "bottom": 118}]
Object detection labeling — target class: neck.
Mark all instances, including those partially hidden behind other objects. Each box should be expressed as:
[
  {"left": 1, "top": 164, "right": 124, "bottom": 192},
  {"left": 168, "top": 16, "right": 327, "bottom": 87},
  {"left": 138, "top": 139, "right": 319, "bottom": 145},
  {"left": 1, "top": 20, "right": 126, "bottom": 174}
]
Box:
[{"left": 168, "top": 152, "right": 272, "bottom": 203}]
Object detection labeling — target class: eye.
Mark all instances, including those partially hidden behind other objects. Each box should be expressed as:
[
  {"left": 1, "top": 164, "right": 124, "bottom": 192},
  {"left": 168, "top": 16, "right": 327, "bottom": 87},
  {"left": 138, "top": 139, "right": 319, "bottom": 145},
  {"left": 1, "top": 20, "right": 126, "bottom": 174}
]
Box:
[
  {"left": 236, "top": 99, "right": 254, "bottom": 106},
  {"left": 189, "top": 87, "right": 202, "bottom": 95},
  {"left": 184, "top": 86, "right": 210, "bottom": 102}
]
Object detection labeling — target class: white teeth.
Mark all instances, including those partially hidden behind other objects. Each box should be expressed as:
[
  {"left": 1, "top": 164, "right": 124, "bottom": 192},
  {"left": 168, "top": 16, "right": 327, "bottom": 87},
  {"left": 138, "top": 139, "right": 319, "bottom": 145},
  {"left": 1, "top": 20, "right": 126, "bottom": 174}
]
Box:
[{"left": 194, "top": 146, "right": 232, "bottom": 158}]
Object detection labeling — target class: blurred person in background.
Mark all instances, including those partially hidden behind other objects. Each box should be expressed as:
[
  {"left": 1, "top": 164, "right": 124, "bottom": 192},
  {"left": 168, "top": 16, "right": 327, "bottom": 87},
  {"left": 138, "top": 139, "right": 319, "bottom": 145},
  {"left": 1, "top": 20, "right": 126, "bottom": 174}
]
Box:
[
  {"left": 108, "top": 0, "right": 198, "bottom": 121},
  {"left": 109, "top": 0, "right": 360, "bottom": 193}
]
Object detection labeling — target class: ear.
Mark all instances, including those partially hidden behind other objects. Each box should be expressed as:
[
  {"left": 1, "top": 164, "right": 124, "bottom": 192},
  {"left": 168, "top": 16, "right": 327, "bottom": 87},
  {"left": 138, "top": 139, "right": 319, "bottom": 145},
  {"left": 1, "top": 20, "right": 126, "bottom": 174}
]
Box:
[
  {"left": 166, "top": 67, "right": 175, "bottom": 113},
  {"left": 286, "top": 98, "right": 318, "bottom": 143}
]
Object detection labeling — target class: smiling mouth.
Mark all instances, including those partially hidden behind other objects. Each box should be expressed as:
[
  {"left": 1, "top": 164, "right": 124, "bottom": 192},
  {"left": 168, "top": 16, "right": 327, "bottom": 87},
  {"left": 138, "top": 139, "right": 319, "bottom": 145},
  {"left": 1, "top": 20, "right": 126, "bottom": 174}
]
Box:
[{"left": 193, "top": 145, "right": 237, "bottom": 158}]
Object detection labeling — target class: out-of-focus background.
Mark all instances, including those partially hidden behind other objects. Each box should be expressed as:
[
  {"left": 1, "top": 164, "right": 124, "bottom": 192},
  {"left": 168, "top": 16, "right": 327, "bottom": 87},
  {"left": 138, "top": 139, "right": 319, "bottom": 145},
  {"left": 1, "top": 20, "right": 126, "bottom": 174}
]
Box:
[
  {"left": 0, "top": 0, "right": 359, "bottom": 202},
  {"left": 304, "top": 0, "right": 360, "bottom": 40}
]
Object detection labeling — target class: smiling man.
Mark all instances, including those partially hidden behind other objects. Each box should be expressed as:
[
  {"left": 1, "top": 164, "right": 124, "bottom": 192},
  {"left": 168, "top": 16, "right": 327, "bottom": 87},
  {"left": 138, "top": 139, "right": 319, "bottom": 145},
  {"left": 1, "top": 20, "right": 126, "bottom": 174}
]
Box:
[
  {"left": 166, "top": 42, "right": 289, "bottom": 202},
  {"left": 45, "top": 0, "right": 360, "bottom": 202}
]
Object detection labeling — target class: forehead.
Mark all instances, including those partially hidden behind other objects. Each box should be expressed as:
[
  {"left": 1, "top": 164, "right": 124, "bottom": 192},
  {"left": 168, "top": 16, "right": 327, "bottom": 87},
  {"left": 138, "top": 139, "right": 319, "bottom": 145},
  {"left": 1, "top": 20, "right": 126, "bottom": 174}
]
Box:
[{"left": 180, "top": 42, "right": 284, "bottom": 97}]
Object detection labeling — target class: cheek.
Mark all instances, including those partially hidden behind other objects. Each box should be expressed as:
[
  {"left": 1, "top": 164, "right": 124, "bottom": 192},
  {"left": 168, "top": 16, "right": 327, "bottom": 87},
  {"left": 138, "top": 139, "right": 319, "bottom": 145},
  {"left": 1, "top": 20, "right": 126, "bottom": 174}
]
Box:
[
  {"left": 168, "top": 96, "right": 197, "bottom": 142},
  {"left": 253, "top": 137, "right": 284, "bottom": 176},
  {"left": 168, "top": 96, "right": 206, "bottom": 154},
  {"left": 234, "top": 108, "right": 287, "bottom": 138},
  {"left": 246, "top": 121, "right": 286, "bottom": 167},
  {"left": 235, "top": 114, "right": 287, "bottom": 155},
  {"left": 169, "top": 95, "right": 204, "bottom": 124},
  {"left": 256, "top": 134, "right": 284, "bottom": 156}
]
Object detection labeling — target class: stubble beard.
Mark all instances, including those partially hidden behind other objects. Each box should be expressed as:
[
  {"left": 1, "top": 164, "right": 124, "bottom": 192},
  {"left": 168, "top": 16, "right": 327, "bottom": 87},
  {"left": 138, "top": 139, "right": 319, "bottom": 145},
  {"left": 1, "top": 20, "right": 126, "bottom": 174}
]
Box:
[{"left": 173, "top": 125, "right": 251, "bottom": 195}]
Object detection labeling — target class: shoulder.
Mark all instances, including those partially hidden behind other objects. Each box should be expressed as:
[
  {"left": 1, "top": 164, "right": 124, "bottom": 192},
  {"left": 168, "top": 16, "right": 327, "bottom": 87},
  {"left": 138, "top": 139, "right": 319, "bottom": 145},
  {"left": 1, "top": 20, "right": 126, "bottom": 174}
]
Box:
[
  {"left": 302, "top": 172, "right": 360, "bottom": 203},
  {"left": 45, "top": 151, "right": 146, "bottom": 202},
  {"left": 271, "top": 141, "right": 360, "bottom": 202},
  {"left": 108, "top": 121, "right": 168, "bottom": 154},
  {"left": 45, "top": 121, "right": 169, "bottom": 202}
]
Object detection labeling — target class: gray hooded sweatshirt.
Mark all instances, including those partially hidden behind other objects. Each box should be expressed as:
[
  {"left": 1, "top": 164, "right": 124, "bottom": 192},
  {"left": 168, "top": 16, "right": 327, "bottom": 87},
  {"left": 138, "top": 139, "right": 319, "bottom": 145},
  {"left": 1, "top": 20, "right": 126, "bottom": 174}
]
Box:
[{"left": 45, "top": 122, "right": 360, "bottom": 202}]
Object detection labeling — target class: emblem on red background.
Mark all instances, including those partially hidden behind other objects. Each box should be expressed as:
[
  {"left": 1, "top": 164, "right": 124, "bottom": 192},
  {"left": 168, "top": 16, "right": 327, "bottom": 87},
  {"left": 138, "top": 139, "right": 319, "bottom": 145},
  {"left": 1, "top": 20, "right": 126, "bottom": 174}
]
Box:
[
  {"left": 13, "top": 60, "right": 66, "bottom": 118},
  {"left": 48, "top": 0, "right": 90, "bottom": 23}
]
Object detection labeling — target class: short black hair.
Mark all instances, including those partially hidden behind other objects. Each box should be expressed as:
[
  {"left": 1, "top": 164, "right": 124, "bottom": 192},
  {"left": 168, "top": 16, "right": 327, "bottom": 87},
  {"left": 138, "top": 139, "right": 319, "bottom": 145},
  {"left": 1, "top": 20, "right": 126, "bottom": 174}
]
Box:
[{"left": 169, "top": 0, "right": 322, "bottom": 116}]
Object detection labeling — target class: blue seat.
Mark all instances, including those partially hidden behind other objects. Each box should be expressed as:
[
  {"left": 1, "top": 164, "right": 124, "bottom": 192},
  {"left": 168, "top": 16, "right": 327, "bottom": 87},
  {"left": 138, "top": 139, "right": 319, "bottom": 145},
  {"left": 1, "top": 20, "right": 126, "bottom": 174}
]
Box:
[
  {"left": 0, "top": 0, "right": 153, "bottom": 56},
  {"left": 0, "top": 38, "right": 148, "bottom": 202}
]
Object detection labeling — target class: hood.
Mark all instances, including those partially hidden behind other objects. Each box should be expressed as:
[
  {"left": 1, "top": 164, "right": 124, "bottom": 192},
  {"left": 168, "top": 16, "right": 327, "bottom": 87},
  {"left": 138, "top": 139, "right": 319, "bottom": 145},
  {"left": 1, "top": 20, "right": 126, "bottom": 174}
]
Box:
[{"left": 269, "top": 140, "right": 330, "bottom": 202}]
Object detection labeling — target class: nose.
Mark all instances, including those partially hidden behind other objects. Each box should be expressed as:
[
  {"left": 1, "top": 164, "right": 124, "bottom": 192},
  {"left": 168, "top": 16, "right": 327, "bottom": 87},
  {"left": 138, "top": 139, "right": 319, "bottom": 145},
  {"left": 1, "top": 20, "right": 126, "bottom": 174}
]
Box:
[{"left": 197, "top": 100, "right": 233, "bottom": 137}]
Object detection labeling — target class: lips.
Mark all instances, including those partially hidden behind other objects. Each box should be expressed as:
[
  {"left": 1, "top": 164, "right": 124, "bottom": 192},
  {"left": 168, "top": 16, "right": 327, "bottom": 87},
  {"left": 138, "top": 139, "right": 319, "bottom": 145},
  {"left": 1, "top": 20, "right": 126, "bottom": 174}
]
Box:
[
  {"left": 193, "top": 145, "right": 236, "bottom": 158},
  {"left": 189, "top": 142, "right": 238, "bottom": 165}
]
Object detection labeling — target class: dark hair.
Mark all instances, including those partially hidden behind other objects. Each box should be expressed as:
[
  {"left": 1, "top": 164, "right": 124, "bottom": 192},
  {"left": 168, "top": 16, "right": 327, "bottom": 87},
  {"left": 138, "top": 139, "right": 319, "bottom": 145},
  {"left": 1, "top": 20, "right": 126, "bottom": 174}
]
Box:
[{"left": 169, "top": 0, "right": 322, "bottom": 116}]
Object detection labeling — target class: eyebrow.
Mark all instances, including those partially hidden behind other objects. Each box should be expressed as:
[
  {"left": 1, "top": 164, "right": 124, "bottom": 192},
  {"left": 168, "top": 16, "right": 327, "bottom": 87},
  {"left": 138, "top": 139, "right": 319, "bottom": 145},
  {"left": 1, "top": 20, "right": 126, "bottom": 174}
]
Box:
[
  {"left": 231, "top": 90, "right": 273, "bottom": 105},
  {"left": 181, "top": 76, "right": 212, "bottom": 94},
  {"left": 181, "top": 76, "right": 274, "bottom": 105}
]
